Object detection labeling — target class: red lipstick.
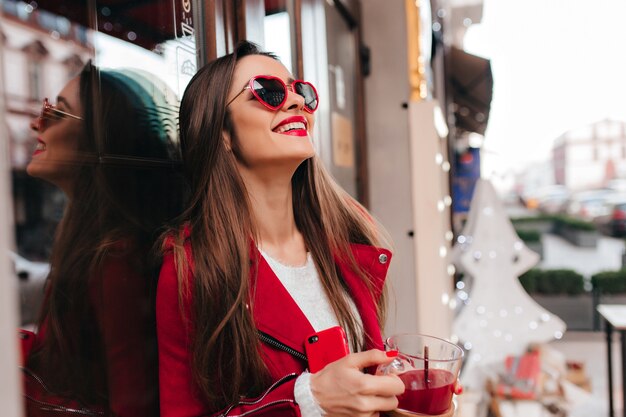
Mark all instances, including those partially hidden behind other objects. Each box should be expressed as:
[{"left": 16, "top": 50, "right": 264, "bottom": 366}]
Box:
[
  {"left": 32, "top": 138, "right": 46, "bottom": 156},
  {"left": 273, "top": 116, "right": 309, "bottom": 137}
]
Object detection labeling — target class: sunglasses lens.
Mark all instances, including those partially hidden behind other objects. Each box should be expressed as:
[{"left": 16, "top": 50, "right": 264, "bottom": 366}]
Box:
[
  {"left": 38, "top": 100, "right": 49, "bottom": 130},
  {"left": 252, "top": 78, "right": 286, "bottom": 109},
  {"left": 295, "top": 82, "right": 318, "bottom": 112}
]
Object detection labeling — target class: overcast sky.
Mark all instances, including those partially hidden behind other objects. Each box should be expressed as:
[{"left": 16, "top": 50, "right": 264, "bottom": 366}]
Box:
[{"left": 464, "top": 0, "right": 626, "bottom": 186}]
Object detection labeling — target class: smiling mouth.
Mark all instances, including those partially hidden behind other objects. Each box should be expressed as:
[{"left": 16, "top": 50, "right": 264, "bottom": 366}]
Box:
[
  {"left": 273, "top": 121, "right": 307, "bottom": 134},
  {"left": 33, "top": 140, "right": 46, "bottom": 155}
]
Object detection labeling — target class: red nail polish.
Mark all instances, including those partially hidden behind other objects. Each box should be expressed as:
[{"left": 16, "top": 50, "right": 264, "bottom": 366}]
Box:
[{"left": 386, "top": 350, "right": 398, "bottom": 357}]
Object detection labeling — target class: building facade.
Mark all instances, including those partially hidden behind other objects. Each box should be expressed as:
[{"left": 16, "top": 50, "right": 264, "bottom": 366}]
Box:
[{"left": 553, "top": 119, "right": 626, "bottom": 191}]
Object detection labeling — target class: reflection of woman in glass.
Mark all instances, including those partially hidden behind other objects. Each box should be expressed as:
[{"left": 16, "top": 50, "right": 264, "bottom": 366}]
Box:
[
  {"left": 22, "top": 63, "right": 182, "bottom": 416},
  {"left": 157, "top": 41, "right": 404, "bottom": 417}
]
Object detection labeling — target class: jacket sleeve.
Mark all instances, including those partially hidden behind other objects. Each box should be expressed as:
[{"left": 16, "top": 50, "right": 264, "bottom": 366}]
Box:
[
  {"left": 157, "top": 250, "right": 303, "bottom": 417},
  {"left": 157, "top": 249, "right": 209, "bottom": 417}
]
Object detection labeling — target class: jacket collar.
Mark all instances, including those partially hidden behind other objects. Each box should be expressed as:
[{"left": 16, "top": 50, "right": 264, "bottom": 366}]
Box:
[{"left": 250, "top": 244, "right": 392, "bottom": 355}]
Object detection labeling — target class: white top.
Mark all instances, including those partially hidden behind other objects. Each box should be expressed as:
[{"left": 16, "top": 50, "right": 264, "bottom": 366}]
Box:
[
  {"left": 259, "top": 249, "right": 363, "bottom": 417},
  {"left": 598, "top": 304, "right": 626, "bottom": 329},
  {"left": 260, "top": 249, "right": 343, "bottom": 331}
]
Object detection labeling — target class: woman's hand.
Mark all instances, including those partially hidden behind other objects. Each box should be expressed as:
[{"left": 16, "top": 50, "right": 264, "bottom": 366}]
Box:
[{"left": 309, "top": 349, "right": 405, "bottom": 417}]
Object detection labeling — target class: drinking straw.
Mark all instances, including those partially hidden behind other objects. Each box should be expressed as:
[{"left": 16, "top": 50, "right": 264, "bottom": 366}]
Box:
[{"left": 424, "top": 345, "right": 430, "bottom": 387}]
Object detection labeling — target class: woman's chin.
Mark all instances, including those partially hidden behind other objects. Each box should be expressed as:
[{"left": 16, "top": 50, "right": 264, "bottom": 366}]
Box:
[
  {"left": 25, "top": 162, "right": 64, "bottom": 190},
  {"left": 25, "top": 161, "right": 39, "bottom": 179}
]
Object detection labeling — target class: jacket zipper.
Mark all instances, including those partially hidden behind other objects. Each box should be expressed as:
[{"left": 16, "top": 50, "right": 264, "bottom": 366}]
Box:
[
  {"left": 220, "top": 373, "right": 298, "bottom": 416},
  {"left": 24, "top": 394, "right": 105, "bottom": 416},
  {"left": 227, "top": 399, "right": 296, "bottom": 417},
  {"left": 257, "top": 331, "right": 308, "bottom": 362},
  {"left": 21, "top": 367, "right": 105, "bottom": 416}
]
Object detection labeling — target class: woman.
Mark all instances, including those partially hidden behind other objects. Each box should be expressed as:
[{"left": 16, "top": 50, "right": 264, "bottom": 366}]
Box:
[
  {"left": 157, "top": 41, "right": 406, "bottom": 417},
  {"left": 22, "top": 63, "right": 183, "bottom": 416}
]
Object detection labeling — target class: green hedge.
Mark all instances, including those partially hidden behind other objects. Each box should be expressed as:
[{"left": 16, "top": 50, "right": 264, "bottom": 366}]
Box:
[
  {"left": 592, "top": 270, "right": 626, "bottom": 294},
  {"left": 519, "top": 268, "right": 585, "bottom": 295},
  {"left": 511, "top": 215, "right": 557, "bottom": 224},
  {"left": 516, "top": 229, "right": 541, "bottom": 243},
  {"left": 552, "top": 215, "right": 596, "bottom": 232},
  {"left": 511, "top": 214, "right": 596, "bottom": 232}
]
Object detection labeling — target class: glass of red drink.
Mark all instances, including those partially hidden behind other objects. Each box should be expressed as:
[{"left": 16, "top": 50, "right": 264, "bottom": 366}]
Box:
[{"left": 377, "top": 334, "right": 463, "bottom": 416}]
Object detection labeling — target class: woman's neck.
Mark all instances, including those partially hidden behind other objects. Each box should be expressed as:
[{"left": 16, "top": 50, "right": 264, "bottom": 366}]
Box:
[{"left": 240, "top": 168, "right": 308, "bottom": 265}]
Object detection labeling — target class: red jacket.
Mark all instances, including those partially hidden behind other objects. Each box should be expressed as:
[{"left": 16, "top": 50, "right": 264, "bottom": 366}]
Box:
[
  {"left": 156, "top": 239, "right": 392, "bottom": 417},
  {"left": 21, "top": 247, "right": 159, "bottom": 417}
]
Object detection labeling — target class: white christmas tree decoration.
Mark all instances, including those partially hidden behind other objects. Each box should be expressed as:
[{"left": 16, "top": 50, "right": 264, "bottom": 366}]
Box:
[{"left": 451, "top": 179, "right": 566, "bottom": 387}]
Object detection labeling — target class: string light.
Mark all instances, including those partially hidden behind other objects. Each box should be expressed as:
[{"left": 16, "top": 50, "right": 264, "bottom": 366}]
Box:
[{"left": 441, "top": 293, "right": 450, "bottom": 305}]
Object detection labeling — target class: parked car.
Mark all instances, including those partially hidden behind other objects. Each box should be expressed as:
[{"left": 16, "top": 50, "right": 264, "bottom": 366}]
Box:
[
  {"left": 11, "top": 252, "right": 50, "bottom": 327},
  {"left": 523, "top": 185, "right": 570, "bottom": 212},
  {"left": 538, "top": 194, "right": 570, "bottom": 214},
  {"left": 565, "top": 189, "right": 615, "bottom": 220},
  {"left": 595, "top": 195, "right": 626, "bottom": 237}
]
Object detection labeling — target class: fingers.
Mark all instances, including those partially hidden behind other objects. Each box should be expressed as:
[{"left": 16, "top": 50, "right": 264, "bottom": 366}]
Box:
[
  {"left": 310, "top": 350, "right": 407, "bottom": 417},
  {"left": 330, "top": 395, "right": 398, "bottom": 415},
  {"left": 364, "top": 394, "right": 399, "bottom": 412},
  {"left": 454, "top": 381, "right": 463, "bottom": 395},
  {"left": 344, "top": 349, "right": 398, "bottom": 369},
  {"left": 359, "top": 373, "right": 405, "bottom": 396}
]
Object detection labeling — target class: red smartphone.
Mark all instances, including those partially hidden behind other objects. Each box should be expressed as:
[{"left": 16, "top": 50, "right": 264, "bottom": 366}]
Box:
[{"left": 304, "top": 326, "right": 350, "bottom": 373}]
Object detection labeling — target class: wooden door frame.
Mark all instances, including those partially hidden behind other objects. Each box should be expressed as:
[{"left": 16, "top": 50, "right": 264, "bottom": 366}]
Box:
[{"left": 327, "top": 0, "right": 370, "bottom": 207}]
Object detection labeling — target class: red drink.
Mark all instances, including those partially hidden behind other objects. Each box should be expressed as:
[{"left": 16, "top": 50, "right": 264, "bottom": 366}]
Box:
[{"left": 396, "top": 369, "right": 455, "bottom": 415}]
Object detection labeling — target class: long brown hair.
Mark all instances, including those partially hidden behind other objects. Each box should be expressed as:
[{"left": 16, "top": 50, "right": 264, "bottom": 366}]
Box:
[
  {"left": 173, "top": 41, "right": 389, "bottom": 410},
  {"left": 29, "top": 64, "right": 183, "bottom": 405}
]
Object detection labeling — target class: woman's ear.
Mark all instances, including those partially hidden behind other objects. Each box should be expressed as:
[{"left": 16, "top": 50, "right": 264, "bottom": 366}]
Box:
[{"left": 222, "top": 130, "right": 232, "bottom": 152}]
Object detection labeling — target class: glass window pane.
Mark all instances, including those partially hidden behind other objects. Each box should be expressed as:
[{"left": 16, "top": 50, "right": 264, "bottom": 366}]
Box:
[
  {"left": 264, "top": 0, "right": 292, "bottom": 74},
  {"left": 2, "top": 0, "right": 197, "bottom": 412}
]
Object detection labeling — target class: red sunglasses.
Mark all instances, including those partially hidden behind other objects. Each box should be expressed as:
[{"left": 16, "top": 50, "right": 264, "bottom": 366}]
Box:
[
  {"left": 38, "top": 98, "right": 83, "bottom": 131},
  {"left": 226, "top": 75, "right": 319, "bottom": 113}
]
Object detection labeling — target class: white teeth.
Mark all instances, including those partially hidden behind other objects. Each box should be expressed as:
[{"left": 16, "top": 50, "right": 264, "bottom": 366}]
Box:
[
  {"left": 35, "top": 142, "right": 46, "bottom": 151},
  {"left": 274, "top": 122, "right": 306, "bottom": 133}
]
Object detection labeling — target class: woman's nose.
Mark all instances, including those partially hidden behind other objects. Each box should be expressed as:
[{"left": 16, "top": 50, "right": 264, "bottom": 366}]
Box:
[
  {"left": 30, "top": 117, "right": 40, "bottom": 132},
  {"left": 282, "top": 87, "right": 305, "bottom": 111}
]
